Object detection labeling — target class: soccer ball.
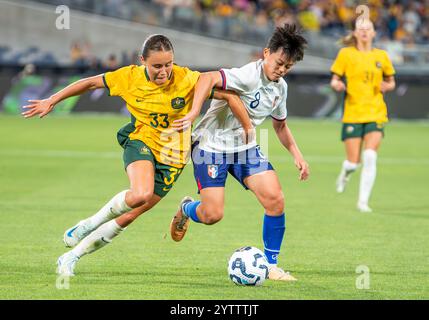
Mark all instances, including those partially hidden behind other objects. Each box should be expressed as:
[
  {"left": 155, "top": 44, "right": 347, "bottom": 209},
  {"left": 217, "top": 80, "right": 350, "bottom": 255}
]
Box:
[{"left": 227, "top": 246, "right": 269, "bottom": 286}]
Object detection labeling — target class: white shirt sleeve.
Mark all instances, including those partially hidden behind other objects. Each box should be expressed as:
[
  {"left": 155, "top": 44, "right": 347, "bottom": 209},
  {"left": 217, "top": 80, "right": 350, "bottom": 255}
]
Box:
[
  {"left": 271, "top": 81, "right": 288, "bottom": 121},
  {"left": 220, "top": 62, "right": 259, "bottom": 94}
]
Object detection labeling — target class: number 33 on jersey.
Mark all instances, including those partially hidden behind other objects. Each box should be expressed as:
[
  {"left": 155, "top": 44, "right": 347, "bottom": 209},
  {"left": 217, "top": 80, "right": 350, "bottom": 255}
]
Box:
[{"left": 103, "top": 64, "right": 200, "bottom": 168}]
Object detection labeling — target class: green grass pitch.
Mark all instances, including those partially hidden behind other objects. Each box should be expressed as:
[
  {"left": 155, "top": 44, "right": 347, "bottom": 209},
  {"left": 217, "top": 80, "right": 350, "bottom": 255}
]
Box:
[{"left": 0, "top": 114, "right": 428, "bottom": 299}]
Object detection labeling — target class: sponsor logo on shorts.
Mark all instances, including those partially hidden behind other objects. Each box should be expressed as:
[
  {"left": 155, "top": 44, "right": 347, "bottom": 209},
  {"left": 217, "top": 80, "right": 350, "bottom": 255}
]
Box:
[
  {"left": 377, "top": 123, "right": 384, "bottom": 129},
  {"left": 140, "top": 146, "right": 150, "bottom": 155},
  {"left": 207, "top": 165, "right": 219, "bottom": 179},
  {"left": 255, "top": 146, "right": 268, "bottom": 162},
  {"left": 346, "top": 126, "right": 354, "bottom": 133}
]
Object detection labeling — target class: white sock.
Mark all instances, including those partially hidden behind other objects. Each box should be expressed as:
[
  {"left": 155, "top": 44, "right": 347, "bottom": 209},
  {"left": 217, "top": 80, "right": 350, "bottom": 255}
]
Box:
[
  {"left": 342, "top": 160, "right": 358, "bottom": 176},
  {"left": 71, "top": 220, "right": 125, "bottom": 258},
  {"left": 359, "top": 149, "right": 377, "bottom": 205},
  {"left": 84, "top": 190, "right": 132, "bottom": 230}
]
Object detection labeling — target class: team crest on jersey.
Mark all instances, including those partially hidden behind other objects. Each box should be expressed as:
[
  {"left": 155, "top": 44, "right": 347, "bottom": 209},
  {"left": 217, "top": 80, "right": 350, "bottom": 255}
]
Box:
[
  {"left": 171, "top": 97, "right": 185, "bottom": 109},
  {"left": 207, "top": 165, "right": 219, "bottom": 178},
  {"left": 375, "top": 61, "right": 382, "bottom": 69}
]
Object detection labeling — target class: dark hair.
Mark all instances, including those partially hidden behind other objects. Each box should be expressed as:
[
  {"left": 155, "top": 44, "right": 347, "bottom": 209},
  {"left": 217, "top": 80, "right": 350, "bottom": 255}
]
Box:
[
  {"left": 141, "top": 34, "right": 174, "bottom": 59},
  {"left": 266, "top": 24, "right": 307, "bottom": 62}
]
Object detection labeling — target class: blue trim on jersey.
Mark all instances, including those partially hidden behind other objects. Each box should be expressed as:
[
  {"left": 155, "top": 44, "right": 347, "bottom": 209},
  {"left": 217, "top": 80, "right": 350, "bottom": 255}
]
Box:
[{"left": 192, "top": 143, "right": 274, "bottom": 193}]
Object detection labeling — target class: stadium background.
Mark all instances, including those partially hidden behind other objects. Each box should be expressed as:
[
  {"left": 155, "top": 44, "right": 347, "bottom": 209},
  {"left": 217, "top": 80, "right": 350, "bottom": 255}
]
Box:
[
  {"left": 1, "top": 0, "right": 429, "bottom": 118},
  {"left": 0, "top": 0, "right": 428, "bottom": 300}
]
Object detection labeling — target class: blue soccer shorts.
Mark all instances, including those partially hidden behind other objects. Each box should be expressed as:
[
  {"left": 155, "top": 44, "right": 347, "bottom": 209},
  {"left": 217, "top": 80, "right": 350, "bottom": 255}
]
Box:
[{"left": 191, "top": 143, "right": 274, "bottom": 192}]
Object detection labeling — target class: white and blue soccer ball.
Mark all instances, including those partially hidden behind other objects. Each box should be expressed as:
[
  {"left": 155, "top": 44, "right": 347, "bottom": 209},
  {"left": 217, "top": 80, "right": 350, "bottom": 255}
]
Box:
[{"left": 227, "top": 246, "right": 269, "bottom": 286}]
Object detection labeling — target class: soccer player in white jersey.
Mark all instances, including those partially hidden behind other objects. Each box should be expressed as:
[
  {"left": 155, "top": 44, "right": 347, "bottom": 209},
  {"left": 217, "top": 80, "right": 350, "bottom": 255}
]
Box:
[{"left": 170, "top": 24, "right": 310, "bottom": 281}]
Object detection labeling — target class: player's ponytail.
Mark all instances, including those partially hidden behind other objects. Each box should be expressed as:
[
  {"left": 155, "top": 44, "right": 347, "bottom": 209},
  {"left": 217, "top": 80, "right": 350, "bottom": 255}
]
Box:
[
  {"left": 339, "top": 18, "right": 374, "bottom": 47},
  {"left": 141, "top": 34, "right": 174, "bottom": 59},
  {"left": 339, "top": 32, "right": 357, "bottom": 47}
]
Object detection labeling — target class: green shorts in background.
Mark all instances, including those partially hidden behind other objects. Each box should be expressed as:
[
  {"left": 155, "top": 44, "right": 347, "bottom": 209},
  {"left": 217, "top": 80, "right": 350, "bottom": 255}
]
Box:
[
  {"left": 117, "top": 125, "right": 183, "bottom": 198},
  {"left": 341, "top": 122, "right": 385, "bottom": 141}
]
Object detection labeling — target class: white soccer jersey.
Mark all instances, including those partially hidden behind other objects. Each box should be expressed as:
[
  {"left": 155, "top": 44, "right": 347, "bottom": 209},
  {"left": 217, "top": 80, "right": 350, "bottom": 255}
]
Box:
[{"left": 192, "top": 59, "right": 288, "bottom": 153}]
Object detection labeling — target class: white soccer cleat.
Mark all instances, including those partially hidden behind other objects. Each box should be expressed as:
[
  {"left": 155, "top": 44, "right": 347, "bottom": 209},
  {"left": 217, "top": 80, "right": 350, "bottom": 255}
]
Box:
[
  {"left": 63, "top": 220, "right": 94, "bottom": 248},
  {"left": 336, "top": 170, "right": 349, "bottom": 193},
  {"left": 268, "top": 266, "right": 297, "bottom": 281},
  {"left": 357, "top": 202, "right": 373, "bottom": 213},
  {"left": 56, "top": 251, "right": 79, "bottom": 277}
]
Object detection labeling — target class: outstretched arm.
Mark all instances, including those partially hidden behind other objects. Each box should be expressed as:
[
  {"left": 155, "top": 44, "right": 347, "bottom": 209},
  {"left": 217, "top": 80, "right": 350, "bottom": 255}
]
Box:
[
  {"left": 272, "top": 118, "right": 309, "bottom": 181},
  {"left": 22, "top": 74, "right": 105, "bottom": 118},
  {"left": 172, "top": 71, "right": 222, "bottom": 130}
]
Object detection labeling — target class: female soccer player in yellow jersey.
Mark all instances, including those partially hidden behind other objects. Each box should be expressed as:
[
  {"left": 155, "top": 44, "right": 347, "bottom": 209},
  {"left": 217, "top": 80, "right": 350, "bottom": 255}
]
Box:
[
  {"left": 22, "top": 34, "right": 251, "bottom": 276},
  {"left": 330, "top": 18, "right": 396, "bottom": 213}
]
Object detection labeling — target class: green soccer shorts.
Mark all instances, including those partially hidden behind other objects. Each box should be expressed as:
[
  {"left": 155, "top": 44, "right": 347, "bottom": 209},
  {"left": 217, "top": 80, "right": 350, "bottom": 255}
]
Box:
[
  {"left": 117, "top": 125, "right": 183, "bottom": 198},
  {"left": 341, "top": 122, "right": 385, "bottom": 141}
]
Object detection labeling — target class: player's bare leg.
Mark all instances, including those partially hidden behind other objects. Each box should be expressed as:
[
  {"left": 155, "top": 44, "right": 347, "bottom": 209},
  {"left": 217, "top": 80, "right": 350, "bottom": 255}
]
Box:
[
  {"left": 358, "top": 132, "right": 382, "bottom": 212},
  {"left": 244, "top": 170, "right": 297, "bottom": 281},
  {"left": 57, "top": 195, "right": 160, "bottom": 276},
  {"left": 63, "top": 160, "right": 155, "bottom": 248},
  {"left": 170, "top": 187, "right": 225, "bottom": 241},
  {"left": 57, "top": 160, "right": 156, "bottom": 276},
  {"left": 336, "top": 137, "right": 361, "bottom": 193},
  {"left": 195, "top": 187, "right": 225, "bottom": 224}
]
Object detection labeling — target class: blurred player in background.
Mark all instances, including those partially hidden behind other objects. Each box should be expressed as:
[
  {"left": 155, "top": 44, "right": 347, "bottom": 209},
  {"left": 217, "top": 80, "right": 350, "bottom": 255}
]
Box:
[
  {"left": 330, "top": 18, "right": 396, "bottom": 213},
  {"left": 22, "top": 34, "right": 249, "bottom": 276},
  {"left": 170, "top": 24, "right": 310, "bottom": 281}
]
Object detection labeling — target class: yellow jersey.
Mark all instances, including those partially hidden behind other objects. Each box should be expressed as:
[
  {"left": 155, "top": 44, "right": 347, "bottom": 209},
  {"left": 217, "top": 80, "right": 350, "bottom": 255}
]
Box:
[
  {"left": 103, "top": 64, "right": 201, "bottom": 168},
  {"left": 330, "top": 46, "right": 395, "bottom": 124}
]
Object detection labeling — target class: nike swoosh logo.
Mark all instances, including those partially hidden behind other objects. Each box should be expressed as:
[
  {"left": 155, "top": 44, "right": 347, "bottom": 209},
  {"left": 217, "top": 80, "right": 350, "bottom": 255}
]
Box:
[
  {"left": 101, "top": 237, "right": 110, "bottom": 243},
  {"left": 66, "top": 226, "right": 78, "bottom": 237}
]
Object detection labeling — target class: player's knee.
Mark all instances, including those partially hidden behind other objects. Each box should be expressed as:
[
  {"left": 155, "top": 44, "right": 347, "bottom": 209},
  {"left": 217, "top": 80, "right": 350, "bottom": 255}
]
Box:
[
  {"left": 128, "top": 190, "right": 153, "bottom": 208},
  {"left": 201, "top": 206, "right": 224, "bottom": 225},
  {"left": 263, "top": 191, "right": 285, "bottom": 214}
]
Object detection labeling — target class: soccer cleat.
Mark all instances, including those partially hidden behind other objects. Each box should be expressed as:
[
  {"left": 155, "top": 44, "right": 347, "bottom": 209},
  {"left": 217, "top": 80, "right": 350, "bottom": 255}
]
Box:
[
  {"left": 170, "top": 196, "right": 194, "bottom": 242},
  {"left": 56, "top": 251, "right": 79, "bottom": 277},
  {"left": 268, "top": 266, "right": 297, "bottom": 281},
  {"left": 336, "top": 170, "right": 350, "bottom": 193},
  {"left": 63, "top": 219, "right": 94, "bottom": 248},
  {"left": 357, "top": 202, "right": 373, "bottom": 213}
]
